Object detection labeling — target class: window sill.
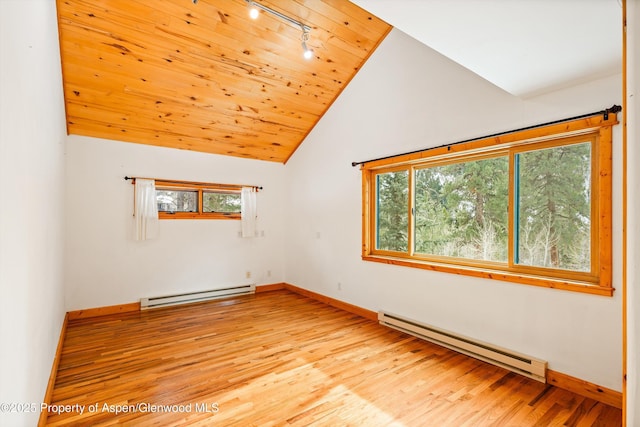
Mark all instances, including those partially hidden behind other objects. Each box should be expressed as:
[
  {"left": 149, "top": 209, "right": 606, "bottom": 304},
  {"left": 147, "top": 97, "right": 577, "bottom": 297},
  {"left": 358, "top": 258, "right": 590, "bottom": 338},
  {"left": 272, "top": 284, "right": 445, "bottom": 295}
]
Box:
[{"left": 362, "top": 255, "right": 614, "bottom": 297}]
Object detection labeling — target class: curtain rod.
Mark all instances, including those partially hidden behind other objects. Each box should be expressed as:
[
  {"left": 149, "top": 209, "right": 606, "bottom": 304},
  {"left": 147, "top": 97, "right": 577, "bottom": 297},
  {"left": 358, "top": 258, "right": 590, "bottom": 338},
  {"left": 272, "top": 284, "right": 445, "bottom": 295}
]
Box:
[
  {"left": 124, "top": 176, "right": 263, "bottom": 190},
  {"left": 351, "top": 104, "right": 622, "bottom": 167}
]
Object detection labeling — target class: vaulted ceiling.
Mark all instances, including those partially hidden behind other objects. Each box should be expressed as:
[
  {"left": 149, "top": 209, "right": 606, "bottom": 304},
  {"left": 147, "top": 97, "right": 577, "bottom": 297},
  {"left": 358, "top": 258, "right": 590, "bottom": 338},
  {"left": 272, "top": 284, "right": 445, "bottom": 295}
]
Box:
[
  {"left": 56, "top": 0, "right": 391, "bottom": 163},
  {"left": 351, "top": 0, "right": 621, "bottom": 98}
]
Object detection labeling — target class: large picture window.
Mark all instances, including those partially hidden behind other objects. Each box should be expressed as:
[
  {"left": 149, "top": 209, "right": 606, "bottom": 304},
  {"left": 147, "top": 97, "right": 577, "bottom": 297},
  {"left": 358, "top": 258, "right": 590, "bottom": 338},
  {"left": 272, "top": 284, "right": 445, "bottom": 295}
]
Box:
[{"left": 361, "top": 115, "right": 616, "bottom": 295}]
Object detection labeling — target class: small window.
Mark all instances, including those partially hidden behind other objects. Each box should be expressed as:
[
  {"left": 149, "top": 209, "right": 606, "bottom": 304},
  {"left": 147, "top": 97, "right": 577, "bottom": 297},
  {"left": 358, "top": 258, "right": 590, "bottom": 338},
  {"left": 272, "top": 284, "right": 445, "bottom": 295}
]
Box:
[
  {"left": 156, "top": 189, "right": 198, "bottom": 213},
  {"left": 203, "top": 191, "right": 241, "bottom": 214},
  {"left": 153, "top": 180, "right": 244, "bottom": 220}
]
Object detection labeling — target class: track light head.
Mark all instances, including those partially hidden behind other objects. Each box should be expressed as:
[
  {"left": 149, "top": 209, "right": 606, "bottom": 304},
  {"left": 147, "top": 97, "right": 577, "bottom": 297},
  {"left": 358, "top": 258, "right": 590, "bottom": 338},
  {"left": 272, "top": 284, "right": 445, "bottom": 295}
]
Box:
[
  {"left": 247, "top": 1, "right": 259, "bottom": 19},
  {"left": 301, "top": 41, "right": 313, "bottom": 59},
  {"left": 301, "top": 29, "right": 313, "bottom": 59}
]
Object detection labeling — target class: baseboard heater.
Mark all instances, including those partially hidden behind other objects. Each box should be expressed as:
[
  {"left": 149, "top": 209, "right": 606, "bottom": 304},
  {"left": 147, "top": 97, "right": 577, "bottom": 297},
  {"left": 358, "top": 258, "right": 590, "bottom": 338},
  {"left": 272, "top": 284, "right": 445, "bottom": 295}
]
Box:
[
  {"left": 141, "top": 284, "right": 256, "bottom": 310},
  {"left": 378, "top": 311, "right": 547, "bottom": 383}
]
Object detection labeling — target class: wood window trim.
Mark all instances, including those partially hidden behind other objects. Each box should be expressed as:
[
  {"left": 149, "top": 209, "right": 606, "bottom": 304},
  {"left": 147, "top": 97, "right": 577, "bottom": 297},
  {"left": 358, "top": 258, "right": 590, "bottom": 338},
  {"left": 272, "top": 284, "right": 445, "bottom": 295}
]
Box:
[
  {"left": 361, "top": 115, "right": 617, "bottom": 296},
  {"left": 158, "top": 212, "right": 241, "bottom": 220}
]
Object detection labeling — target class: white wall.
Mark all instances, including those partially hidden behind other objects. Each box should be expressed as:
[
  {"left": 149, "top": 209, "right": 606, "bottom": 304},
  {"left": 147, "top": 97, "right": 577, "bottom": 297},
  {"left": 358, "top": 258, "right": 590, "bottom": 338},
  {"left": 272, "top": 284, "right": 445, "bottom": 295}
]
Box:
[
  {"left": 0, "top": 0, "right": 67, "bottom": 426},
  {"left": 626, "top": 0, "right": 639, "bottom": 424},
  {"left": 285, "top": 29, "right": 623, "bottom": 391},
  {"left": 64, "top": 136, "right": 286, "bottom": 310}
]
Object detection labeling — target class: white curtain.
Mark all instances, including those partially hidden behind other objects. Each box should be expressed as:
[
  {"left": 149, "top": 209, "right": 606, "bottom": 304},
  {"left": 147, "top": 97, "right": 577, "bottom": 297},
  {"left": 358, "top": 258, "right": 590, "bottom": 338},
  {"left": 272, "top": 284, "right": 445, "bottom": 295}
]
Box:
[
  {"left": 241, "top": 187, "right": 257, "bottom": 238},
  {"left": 134, "top": 178, "right": 159, "bottom": 241}
]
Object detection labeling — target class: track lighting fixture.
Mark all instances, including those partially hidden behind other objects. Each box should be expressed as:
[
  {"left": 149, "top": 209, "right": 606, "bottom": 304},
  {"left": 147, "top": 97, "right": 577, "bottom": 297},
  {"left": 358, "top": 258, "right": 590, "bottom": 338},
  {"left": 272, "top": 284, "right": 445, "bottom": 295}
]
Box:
[
  {"left": 244, "top": 0, "right": 313, "bottom": 60},
  {"left": 190, "top": 0, "right": 314, "bottom": 59}
]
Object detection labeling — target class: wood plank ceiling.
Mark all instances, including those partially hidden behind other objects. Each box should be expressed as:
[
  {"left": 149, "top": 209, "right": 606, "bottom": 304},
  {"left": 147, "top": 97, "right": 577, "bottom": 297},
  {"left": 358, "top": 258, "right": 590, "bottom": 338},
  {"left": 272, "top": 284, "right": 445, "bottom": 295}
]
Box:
[{"left": 56, "top": 0, "right": 391, "bottom": 163}]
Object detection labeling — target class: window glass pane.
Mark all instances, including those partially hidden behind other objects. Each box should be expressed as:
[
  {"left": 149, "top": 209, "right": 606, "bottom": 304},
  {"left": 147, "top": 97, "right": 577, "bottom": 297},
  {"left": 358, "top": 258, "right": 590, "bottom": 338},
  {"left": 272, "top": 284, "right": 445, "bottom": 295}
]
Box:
[
  {"left": 376, "top": 170, "right": 409, "bottom": 252},
  {"left": 156, "top": 189, "right": 198, "bottom": 212},
  {"left": 516, "top": 142, "right": 591, "bottom": 271},
  {"left": 414, "top": 156, "right": 508, "bottom": 262},
  {"left": 203, "top": 192, "right": 241, "bottom": 213}
]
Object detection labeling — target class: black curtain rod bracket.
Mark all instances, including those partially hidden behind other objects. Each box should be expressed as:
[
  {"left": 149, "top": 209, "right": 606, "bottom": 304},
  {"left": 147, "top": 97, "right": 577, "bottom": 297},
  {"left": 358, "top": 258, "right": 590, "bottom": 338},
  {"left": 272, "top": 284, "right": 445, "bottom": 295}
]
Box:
[{"left": 351, "top": 104, "right": 621, "bottom": 167}]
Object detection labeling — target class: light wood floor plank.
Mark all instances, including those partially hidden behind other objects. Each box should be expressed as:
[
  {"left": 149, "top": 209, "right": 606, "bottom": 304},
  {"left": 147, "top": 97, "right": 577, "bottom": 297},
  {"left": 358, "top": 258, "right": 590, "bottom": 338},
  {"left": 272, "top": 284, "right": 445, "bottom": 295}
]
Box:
[{"left": 46, "top": 290, "right": 621, "bottom": 426}]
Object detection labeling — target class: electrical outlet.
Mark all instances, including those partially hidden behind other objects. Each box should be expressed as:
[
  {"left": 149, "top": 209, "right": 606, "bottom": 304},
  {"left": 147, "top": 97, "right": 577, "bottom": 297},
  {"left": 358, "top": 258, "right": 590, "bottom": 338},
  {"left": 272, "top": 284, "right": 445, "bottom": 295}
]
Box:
[
  {"left": 337, "top": 282, "right": 342, "bottom": 291},
  {"left": 246, "top": 271, "right": 251, "bottom": 279},
  {"left": 267, "top": 270, "right": 271, "bottom": 277}
]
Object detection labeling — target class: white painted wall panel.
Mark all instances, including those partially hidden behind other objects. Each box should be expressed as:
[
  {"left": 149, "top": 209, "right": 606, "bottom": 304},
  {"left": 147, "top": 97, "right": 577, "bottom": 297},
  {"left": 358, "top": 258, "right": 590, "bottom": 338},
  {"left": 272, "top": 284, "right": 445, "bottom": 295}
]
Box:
[
  {"left": 0, "top": 1, "right": 67, "bottom": 425},
  {"left": 285, "top": 29, "right": 623, "bottom": 391},
  {"left": 64, "top": 136, "right": 286, "bottom": 311}
]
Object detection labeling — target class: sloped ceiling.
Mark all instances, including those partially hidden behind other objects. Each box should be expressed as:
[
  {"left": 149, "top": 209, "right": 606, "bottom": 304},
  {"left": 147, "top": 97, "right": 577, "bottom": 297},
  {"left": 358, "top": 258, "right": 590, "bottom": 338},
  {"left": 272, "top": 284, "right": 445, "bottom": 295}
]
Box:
[
  {"left": 352, "top": 0, "right": 622, "bottom": 97},
  {"left": 57, "top": 1, "right": 621, "bottom": 163},
  {"left": 56, "top": 0, "right": 391, "bottom": 163}
]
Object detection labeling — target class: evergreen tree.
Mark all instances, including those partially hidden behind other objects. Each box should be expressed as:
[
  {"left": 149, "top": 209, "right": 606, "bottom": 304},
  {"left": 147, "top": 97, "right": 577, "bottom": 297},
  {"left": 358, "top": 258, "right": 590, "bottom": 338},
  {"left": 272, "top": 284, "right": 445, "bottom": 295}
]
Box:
[
  {"left": 373, "top": 142, "right": 591, "bottom": 272},
  {"left": 414, "top": 167, "right": 450, "bottom": 255},
  {"left": 517, "top": 142, "right": 591, "bottom": 271},
  {"left": 203, "top": 192, "right": 241, "bottom": 213},
  {"left": 376, "top": 170, "right": 409, "bottom": 252},
  {"left": 415, "top": 157, "right": 508, "bottom": 261}
]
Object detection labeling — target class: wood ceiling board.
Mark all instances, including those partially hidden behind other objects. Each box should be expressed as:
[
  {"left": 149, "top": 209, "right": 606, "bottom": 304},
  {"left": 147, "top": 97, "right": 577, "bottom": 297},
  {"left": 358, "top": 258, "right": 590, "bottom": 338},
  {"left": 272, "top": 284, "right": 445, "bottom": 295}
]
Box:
[
  {"left": 63, "top": 71, "right": 321, "bottom": 132},
  {"left": 61, "top": 1, "right": 374, "bottom": 79},
  {"left": 64, "top": 85, "right": 311, "bottom": 155},
  {"left": 65, "top": 99, "right": 310, "bottom": 142},
  {"left": 61, "top": 6, "right": 353, "bottom": 97},
  {"left": 66, "top": 116, "right": 292, "bottom": 161},
  {"left": 63, "top": 70, "right": 327, "bottom": 135},
  {"left": 57, "top": 0, "right": 391, "bottom": 162},
  {"left": 65, "top": 101, "right": 306, "bottom": 143}
]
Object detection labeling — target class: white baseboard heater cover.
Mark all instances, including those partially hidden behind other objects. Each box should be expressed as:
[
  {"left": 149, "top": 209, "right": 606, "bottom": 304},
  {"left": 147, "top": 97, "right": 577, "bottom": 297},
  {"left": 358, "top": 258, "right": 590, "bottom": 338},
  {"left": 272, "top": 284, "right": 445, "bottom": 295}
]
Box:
[
  {"left": 378, "top": 311, "right": 547, "bottom": 383},
  {"left": 141, "top": 284, "right": 256, "bottom": 310}
]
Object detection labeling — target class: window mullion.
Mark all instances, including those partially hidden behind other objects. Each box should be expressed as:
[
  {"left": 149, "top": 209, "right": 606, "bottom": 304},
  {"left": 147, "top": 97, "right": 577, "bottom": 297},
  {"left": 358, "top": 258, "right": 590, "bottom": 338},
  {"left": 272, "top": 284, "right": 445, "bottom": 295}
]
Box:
[
  {"left": 408, "top": 166, "right": 415, "bottom": 257},
  {"left": 509, "top": 151, "right": 517, "bottom": 268}
]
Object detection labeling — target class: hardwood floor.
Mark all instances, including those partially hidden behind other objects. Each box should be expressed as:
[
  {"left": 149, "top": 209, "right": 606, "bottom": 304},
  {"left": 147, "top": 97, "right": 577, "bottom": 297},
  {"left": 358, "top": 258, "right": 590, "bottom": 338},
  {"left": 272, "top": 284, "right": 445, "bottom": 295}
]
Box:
[{"left": 46, "top": 290, "right": 621, "bottom": 426}]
